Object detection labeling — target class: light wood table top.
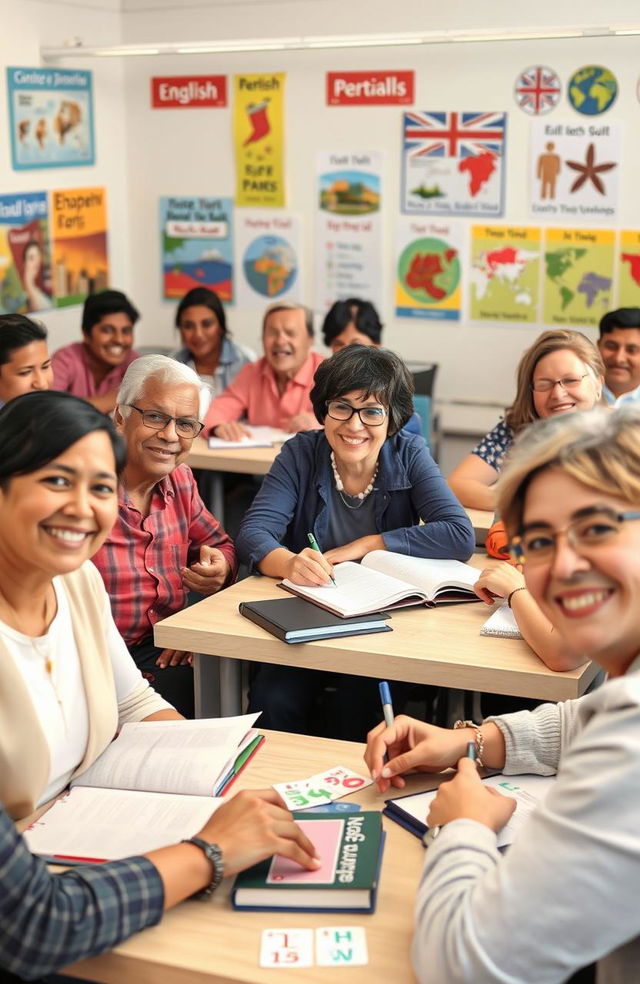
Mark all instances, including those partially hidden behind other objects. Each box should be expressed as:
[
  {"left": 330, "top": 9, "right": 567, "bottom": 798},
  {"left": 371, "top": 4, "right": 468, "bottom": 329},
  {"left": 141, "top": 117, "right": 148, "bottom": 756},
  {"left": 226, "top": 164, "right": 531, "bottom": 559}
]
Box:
[
  {"left": 188, "top": 438, "right": 279, "bottom": 475},
  {"left": 64, "top": 730, "right": 427, "bottom": 984},
  {"left": 465, "top": 508, "right": 493, "bottom": 545}
]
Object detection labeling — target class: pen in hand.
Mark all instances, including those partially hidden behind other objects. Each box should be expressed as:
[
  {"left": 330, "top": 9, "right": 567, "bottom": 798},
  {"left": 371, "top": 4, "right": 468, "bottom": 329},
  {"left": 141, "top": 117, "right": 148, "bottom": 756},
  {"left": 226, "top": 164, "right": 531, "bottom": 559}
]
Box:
[
  {"left": 307, "top": 532, "right": 337, "bottom": 586},
  {"left": 379, "top": 681, "right": 394, "bottom": 765},
  {"left": 466, "top": 740, "right": 477, "bottom": 763}
]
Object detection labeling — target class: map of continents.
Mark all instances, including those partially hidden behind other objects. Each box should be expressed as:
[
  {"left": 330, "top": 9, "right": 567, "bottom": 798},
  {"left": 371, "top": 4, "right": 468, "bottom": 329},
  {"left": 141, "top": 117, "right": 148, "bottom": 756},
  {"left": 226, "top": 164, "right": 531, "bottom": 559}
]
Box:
[
  {"left": 543, "top": 239, "right": 614, "bottom": 326},
  {"left": 470, "top": 230, "right": 540, "bottom": 322}
]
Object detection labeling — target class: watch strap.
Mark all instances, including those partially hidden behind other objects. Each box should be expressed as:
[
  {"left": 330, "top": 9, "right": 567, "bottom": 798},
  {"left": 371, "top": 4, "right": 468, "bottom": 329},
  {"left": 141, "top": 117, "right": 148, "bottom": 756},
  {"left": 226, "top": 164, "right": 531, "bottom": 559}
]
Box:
[{"left": 181, "top": 836, "right": 224, "bottom": 897}]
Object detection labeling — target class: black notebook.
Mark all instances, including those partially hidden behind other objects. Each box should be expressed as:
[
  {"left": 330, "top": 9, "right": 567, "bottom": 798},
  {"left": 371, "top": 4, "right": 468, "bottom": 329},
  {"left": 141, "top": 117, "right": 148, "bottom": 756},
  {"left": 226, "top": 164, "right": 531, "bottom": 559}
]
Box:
[{"left": 239, "top": 596, "right": 392, "bottom": 644}]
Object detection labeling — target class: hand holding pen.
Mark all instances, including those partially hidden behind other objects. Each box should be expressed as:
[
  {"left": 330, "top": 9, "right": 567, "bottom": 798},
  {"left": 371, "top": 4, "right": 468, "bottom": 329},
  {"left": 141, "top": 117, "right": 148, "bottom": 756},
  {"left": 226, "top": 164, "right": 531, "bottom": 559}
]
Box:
[
  {"left": 282, "top": 534, "right": 336, "bottom": 587},
  {"left": 426, "top": 743, "right": 516, "bottom": 835}
]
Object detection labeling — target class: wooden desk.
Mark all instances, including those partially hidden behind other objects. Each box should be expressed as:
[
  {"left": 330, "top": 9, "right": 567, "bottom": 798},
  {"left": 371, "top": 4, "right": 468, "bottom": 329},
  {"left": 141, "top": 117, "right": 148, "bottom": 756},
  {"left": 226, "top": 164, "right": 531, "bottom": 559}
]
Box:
[
  {"left": 465, "top": 508, "right": 493, "bottom": 545},
  {"left": 64, "top": 730, "right": 426, "bottom": 984}
]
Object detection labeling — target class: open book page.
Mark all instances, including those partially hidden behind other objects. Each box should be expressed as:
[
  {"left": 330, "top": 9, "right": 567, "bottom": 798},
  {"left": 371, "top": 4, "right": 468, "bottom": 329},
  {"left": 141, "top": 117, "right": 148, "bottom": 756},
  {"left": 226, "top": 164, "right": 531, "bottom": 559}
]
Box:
[
  {"left": 208, "top": 426, "right": 294, "bottom": 449},
  {"left": 360, "top": 551, "right": 480, "bottom": 600},
  {"left": 480, "top": 604, "right": 523, "bottom": 639},
  {"left": 73, "top": 714, "right": 261, "bottom": 797},
  {"left": 281, "top": 561, "right": 426, "bottom": 618},
  {"left": 25, "top": 786, "right": 222, "bottom": 861}
]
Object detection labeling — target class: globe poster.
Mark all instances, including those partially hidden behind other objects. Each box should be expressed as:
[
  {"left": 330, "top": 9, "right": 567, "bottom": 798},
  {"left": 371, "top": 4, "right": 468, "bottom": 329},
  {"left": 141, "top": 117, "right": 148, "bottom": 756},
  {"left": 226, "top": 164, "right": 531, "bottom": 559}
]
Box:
[
  {"left": 567, "top": 65, "right": 618, "bottom": 116},
  {"left": 542, "top": 227, "right": 614, "bottom": 327},
  {"left": 469, "top": 225, "right": 540, "bottom": 323},
  {"left": 618, "top": 231, "right": 640, "bottom": 307},
  {"left": 235, "top": 210, "right": 301, "bottom": 309},
  {"left": 395, "top": 218, "right": 463, "bottom": 320}
]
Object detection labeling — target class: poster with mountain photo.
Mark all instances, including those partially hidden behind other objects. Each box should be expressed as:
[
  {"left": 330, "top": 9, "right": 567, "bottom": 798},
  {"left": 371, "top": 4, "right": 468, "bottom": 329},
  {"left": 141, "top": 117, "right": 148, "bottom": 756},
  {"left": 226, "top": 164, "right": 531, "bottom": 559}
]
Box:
[{"left": 160, "top": 196, "right": 233, "bottom": 301}]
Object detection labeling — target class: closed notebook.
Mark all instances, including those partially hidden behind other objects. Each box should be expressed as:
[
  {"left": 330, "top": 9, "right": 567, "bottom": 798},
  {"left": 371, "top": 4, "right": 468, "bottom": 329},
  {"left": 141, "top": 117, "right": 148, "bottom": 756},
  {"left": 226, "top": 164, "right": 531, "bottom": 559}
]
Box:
[
  {"left": 232, "top": 811, "right": 384, "bottom": 912},
  {"left": 239, "top": 597, "right": 392, "bottom": 643}
]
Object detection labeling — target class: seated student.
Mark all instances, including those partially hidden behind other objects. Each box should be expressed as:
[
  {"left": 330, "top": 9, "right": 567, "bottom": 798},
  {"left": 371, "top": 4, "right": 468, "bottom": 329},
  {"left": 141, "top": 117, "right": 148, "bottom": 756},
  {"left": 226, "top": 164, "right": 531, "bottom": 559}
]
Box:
[
  {"left": 236, "top": 346, "right": 475, "bottom": 740},
  {"left": 597, "top": 306, "right": 640, "bottom": 406},
  {"left": 0, "top": 313, "right": 52, "bottom": 407},
  {"left": 365, "top": 406, "right": 640, "bottom": 984},
  {"left": 448, "top": 329, "right": 604, "bottom": 510},
  {"left": 51, "top": 289, "right": 140, "bottom": 413},
  {"left": 0, "top": 392, "right": 180, "bottom": 822},
  {"left": 321, "top": 297, "right": 383, "bottom": 352},
  {"left": 1, "top": 787, "right": 319, "bottom": 980},
  {"left": 171, "top": 286, "right": 255, "bottom": 402},
  {"left": 203, "top": 302, "right": 324, "bottom": 440},
  {"left": 92, "top": 355, "right": 236, "bottom": 718}
]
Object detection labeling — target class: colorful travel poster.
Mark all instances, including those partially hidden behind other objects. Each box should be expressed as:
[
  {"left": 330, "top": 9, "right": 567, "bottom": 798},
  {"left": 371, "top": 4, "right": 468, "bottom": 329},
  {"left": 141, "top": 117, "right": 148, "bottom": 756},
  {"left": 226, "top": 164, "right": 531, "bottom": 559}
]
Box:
[
  {"left": 160, "top": 197, "right": 233, "bottom": 301},
  {"left": 0, "top": 192, "right": 52, "bottom": 314},
  {"left": 543, "top": 227, "right": 614, "bottom": 327},
  {"left": 618, "top": 231, "right": 640, "bottom": 307},
  {"left": 401, "top": 110, "right": 507, "bottom": 217},
  {"left": 235, "top": 210, "right": 301, "bottom": 309},
  {"left": 7, "top": 67, "right": 95, "bottom": 170},
  {"left": 315, "top": 150, "right": 383, "bottom": 314},
  {"left": 530, "top": 120, "right": 620, "bottom": 223},
  {"left": 234, "top": 73, "right": 285, "bottom": 208},
  {"left": 50, "top": 187, "right": 108, "bottom": 307},
  {"left": 470, "top": 225, "right": 541, "bottom": 323},
  {"left": 395, "top": 218, "right": 463, "bottom": 320}
]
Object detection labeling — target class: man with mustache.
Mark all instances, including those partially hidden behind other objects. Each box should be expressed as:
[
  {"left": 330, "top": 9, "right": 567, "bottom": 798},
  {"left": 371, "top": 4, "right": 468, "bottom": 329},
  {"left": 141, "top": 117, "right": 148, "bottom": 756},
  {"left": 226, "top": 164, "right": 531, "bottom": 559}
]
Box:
[{"left": 598, "top": 306, "right": 640, "bottom": 407}]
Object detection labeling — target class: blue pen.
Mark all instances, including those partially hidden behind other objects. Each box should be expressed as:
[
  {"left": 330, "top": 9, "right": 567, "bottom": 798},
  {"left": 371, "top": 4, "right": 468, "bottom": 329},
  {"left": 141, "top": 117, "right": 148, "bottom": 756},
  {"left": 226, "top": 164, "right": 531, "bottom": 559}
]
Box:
[
  {"left": 466, "top": 740, "right": 477, "bottom": 762},
  {"left": 379, "top": 681, "right": 394, "bottom": 728},
  {"left": 307, "top": 532, "right": 337, "bottom": 586}
]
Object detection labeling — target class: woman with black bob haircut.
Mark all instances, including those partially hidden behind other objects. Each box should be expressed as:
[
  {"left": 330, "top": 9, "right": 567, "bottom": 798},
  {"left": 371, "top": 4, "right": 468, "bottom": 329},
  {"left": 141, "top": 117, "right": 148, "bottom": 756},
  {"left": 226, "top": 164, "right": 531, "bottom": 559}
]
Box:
[
  {"left": 321, "top": 297, "right": 383, "bottom": 352},
  {"left": 236, "top": 345, "right": 474, "bottom": 740}
]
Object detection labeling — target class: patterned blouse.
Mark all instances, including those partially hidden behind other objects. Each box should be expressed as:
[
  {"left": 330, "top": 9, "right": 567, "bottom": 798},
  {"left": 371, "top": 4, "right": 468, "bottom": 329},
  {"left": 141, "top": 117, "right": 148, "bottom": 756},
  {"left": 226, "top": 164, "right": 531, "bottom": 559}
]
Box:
[{"left": 471, "top": 419, "right": 514, "bottom": 472}]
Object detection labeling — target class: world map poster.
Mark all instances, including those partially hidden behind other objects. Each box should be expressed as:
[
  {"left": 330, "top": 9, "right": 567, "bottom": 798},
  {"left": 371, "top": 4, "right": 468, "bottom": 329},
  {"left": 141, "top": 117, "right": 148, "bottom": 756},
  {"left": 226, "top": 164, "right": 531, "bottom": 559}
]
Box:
[
  {"left": 618, "top": 231, "right": 640, "bottom": 307},
  {"left": 542, "top": 227, "right": 614, "bottom": 327},
  {"left": 395, "top": 217, "right": 463, "bottom": 320},
  {"left": 235, "top": 209, "right": 301, "bottom": 310},
  {"left": 469, "top": 225, "right": 540, "bottom": 323}
]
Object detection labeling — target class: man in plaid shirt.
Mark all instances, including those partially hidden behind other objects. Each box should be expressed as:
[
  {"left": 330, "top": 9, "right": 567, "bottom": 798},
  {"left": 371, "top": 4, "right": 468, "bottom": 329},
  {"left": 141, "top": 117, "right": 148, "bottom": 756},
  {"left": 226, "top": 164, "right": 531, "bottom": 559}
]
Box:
[{"left": 93, "top": 355, "right": 237, "bottom": 718}]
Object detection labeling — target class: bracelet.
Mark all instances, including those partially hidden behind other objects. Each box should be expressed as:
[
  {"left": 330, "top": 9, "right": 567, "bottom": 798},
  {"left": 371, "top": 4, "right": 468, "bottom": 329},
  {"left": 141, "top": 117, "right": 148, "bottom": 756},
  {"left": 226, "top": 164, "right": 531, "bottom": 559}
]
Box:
[
  {"left": 181, "top": 837, "right": 224, "bottom": 898},
  {"left": 453, "top": 719, "right": 484, "bottom": 766},
  {"left": 507, "top": 586, "right": 526, "bottom": 608}
]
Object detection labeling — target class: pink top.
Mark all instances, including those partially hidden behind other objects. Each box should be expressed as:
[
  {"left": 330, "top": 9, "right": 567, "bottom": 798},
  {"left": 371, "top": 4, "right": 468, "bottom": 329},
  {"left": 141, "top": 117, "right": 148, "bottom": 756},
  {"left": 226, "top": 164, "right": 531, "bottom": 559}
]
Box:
[
  {"left": 203, "top": 352, "right": 325, "bottom": 435},
  {"left": 52, "top": 342, "right": 139, "bottom": 398}
]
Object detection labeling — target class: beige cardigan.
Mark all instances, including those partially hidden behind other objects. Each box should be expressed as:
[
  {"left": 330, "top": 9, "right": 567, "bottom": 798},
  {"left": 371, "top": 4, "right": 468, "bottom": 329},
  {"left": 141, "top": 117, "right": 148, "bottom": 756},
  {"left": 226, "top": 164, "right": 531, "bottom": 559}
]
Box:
[{"left": 0, "top": 562, "right": 169, "bottom": 820}]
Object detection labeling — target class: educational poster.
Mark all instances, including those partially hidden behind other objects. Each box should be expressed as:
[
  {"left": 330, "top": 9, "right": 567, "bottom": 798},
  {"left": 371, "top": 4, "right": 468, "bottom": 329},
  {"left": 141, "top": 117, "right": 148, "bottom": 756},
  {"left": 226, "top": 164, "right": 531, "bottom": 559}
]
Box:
[
  {"left": 234, "top": 73, "right": 285, "bottom": 208},
  {"left": 235, "top": 210, "right": 301, "bottom": 309},
  {"left": 395, "top": 217, "right": 463, "bottom": 320},
  {"left": 543, "top": 227, "right": 614, "bottom": 327},
  {"left": 160, "top": 197, "right": 233, "bottom": 301},
  {"left": 315, "top": 150, "right": 383, "bottom": 314},
  {"left": 514, "top": 66, "right": 561, "bottom": 116},
  {"left": 469, "top": 225, "right": 541, "bottom": 324},
  {"left": 530, "top": 120, "right": 621, "bottom": 223},
  {"left": 0, "top": 192, "right": 52, "bottom": 314},
  {"left": 7, "top": 67, "right": 95, "bottom": 170},
  {"left": 50, "top": 187, "right": 108, "bottom": 307},
  {"left": 401, "top": 110, "right": 507, "bottom": 217},
  {"left": 567, "top": 65, "right": 618, "bottom": 116},
  {"left": 618, "top": 231, "right": 640, "bottom": 307}
]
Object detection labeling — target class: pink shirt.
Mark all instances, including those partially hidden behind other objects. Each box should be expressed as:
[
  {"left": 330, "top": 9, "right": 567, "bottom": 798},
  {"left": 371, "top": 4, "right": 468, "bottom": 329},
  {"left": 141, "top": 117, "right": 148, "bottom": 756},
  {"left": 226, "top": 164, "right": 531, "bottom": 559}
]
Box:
[
  {"left": 203, "top": 352, "right": 325, "bottom": 435},
  {"left": 52, "top": 342, "right": 139, "bottom": 398}
]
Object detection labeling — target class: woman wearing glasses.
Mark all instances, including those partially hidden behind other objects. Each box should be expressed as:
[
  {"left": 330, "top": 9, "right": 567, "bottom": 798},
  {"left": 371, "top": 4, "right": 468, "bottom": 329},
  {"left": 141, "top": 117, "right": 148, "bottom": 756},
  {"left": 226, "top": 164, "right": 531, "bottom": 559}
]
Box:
[
  {"left": 236, "top": 345, "right": 475, "bottom": 738},
  {"left": 365, "top": 405, "right": 640, "bottom": 984}
]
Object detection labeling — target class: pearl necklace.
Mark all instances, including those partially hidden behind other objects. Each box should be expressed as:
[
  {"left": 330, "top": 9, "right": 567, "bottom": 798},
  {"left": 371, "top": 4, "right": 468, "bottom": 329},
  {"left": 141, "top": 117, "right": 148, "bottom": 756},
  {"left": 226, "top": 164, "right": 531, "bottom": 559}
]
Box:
[{"left": 330, "top": 452, "right": 378, "bottom": 510}]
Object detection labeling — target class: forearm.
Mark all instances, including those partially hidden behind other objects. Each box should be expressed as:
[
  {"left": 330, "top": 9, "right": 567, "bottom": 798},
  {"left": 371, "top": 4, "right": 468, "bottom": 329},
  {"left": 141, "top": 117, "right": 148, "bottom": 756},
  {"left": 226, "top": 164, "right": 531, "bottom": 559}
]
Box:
[
  {"left": 142, "top": 709, "right": 184, "bottom": 721},
  {"left": 382, "top": 517, "right": 474, "bottom": 560},
  {"left": 144, "top": 841, "right": 213, "bottom": 909},
  {"left": 258, "top": 546, "right": 296, "bottom": 578},
  {"left": 510, "top": 590, "right": 586, "bottom": 671},
  {"left": 447, "top": 476, "right": 496, "bottom": 510}
]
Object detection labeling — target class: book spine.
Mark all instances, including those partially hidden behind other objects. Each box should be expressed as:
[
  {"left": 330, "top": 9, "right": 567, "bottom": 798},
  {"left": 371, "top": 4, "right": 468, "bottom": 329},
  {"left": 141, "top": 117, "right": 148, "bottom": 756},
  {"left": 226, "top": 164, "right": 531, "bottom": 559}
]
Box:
[{"left": 238, "top": 603, "right": 286, "bottom": 641}]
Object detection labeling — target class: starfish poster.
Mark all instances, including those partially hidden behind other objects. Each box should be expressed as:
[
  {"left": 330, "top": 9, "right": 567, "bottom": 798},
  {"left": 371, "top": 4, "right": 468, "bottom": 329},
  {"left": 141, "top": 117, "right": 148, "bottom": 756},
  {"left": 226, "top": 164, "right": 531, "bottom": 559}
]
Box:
[
  {"left": 401, "top": 110, "right": 507, "bottom": 217},
  {"left": 618, "top": 231, "right": 640, "bottom": 307},
  {"left": 234, "top": 73, "right": 285, "bottom": 208},
  {"left": 469, "top": 225, "right": 541, "bottom": 324},
  {"left": 542, "top": 227, "right": 614, "bottom": 328},
  {"left": 530, "top": 120, "right": 621, "bottom": 223},
  {"left": 395, "top": 217, "right": 463, "bottom": 320}
]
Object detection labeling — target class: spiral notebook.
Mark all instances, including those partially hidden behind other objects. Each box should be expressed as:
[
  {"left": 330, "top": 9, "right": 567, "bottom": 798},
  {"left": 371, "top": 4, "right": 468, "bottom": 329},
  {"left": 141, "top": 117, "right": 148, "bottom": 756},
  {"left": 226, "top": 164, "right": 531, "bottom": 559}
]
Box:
[{"left": 480, "top": 605, "right": 522, "bottom": 639}]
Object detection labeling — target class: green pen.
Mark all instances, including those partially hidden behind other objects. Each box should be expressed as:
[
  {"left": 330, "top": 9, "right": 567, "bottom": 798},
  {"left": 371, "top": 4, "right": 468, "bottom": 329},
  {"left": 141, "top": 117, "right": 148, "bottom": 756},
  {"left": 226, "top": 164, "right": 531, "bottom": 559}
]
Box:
[{"left": 307, "top": 532, "right": 337, "bottom": 586}]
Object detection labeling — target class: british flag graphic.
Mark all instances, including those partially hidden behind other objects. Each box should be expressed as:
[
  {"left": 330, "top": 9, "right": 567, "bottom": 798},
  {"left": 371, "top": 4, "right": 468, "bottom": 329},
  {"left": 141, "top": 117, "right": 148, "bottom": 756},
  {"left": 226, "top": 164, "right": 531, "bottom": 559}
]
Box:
[
  {"left": 403, "top": 111, "right": 507, "bottom": 160},
  {"left": 514, "top": 66, "right": 561, "bottom": 115}
]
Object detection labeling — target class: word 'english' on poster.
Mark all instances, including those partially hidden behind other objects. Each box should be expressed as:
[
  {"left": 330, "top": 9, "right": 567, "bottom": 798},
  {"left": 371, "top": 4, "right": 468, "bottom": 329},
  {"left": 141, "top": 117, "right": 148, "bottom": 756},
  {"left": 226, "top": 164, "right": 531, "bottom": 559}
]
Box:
[
  {"left": 470, "top": 225, "right": 541, "bottom": 324},
  {"left": 0, "top": 192, "right": 52, "bottom": 314},
  {"left": 234, "top": 73, "right": 285, "bottom": 208},
  {"left": 395, "top": 217, "right": 463, "bottom": 320},
  {"left": 402, "top": 110, "right": 507, "bottom": 217},
  {"left": 618, "top": 231, "right": 640, "bottom": 307},
  {"left": 315, "top": 150, "right": 383, "bottom": 315},
  {"left": 160, "top": 197, "right": 233, "bottom": 301},
  {"left": 7, "top": 66, "right": 95, "bottom": 170},
  {"left": 51, "top": 187, "right": 108, "bottom": 307},
  {"left": 530, "top": 119, "right": 621, "bottom": 223},
  {"left": 543, "top": 227, "right": 614, "bottom": 328},
  {"left": 235, "top": 210, "right": 301, "bottom": 309}
]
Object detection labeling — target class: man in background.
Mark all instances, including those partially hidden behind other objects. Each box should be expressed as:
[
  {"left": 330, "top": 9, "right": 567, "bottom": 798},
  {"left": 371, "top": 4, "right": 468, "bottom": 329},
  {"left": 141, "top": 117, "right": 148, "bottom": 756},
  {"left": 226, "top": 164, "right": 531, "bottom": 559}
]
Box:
[{"left": 598, "top": 307, "right": 640, "bottom": 406}]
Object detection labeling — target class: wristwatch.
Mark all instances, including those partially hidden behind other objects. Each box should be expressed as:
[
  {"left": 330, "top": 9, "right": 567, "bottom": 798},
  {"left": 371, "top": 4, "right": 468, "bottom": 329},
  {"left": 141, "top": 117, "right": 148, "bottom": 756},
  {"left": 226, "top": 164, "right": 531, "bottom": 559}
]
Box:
[
  {"left": 181, "top": 836, "right": 224, "bottom": 897},
  {"left": 422, "top": 825, "right": 441, "bottom": 848}
]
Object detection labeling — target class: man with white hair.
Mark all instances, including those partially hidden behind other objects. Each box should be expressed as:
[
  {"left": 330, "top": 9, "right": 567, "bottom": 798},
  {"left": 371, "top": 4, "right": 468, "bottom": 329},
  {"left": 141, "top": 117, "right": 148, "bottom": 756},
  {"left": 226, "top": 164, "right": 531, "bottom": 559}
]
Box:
[{"left": 92, "top": 355, "right": 236, "bottom": 717}]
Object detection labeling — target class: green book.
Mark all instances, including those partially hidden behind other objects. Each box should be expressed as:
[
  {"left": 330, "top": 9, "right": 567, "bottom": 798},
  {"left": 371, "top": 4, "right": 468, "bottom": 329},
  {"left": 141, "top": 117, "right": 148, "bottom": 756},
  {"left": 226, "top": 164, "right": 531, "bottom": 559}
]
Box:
[{"left": 231, "top": 811, "right": 384, "bottom": 912}]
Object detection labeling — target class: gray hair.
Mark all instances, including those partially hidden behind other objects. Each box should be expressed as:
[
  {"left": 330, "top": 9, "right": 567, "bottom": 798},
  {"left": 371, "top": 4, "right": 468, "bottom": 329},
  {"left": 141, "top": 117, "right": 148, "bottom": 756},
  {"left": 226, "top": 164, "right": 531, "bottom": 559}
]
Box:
[
  {"left": 262, "top": 302, "right": 314, "bottom": 337},
  {"left": 116, "top": 354, "right": 210, "bottom": 418}
]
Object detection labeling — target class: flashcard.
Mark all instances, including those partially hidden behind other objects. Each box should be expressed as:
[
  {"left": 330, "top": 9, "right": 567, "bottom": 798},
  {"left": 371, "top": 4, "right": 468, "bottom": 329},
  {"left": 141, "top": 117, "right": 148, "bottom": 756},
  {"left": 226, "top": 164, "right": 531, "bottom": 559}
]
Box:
[
  {"left": 307, "top": 765, "right": 373, "bottom": 797},
  {"left": 273, "top": 766, "right": 372, "bottom": 811},
  {"left": 273, "top": 779, "right": 332, "bottom": 811},
  {"left": 259, "top": 928, "right": 314, "bottom": 968},
  {"left": 315, "top": 926, "right": 369, "bottom": 967}
]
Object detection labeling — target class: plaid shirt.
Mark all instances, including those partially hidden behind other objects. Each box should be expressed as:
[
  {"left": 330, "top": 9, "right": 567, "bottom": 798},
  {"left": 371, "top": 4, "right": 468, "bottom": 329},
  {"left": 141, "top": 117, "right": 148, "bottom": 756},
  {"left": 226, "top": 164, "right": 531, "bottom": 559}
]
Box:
[
  {"left": 93, "top": 464, "right": 237, "bottom": 647},
  {"left": 0, "top": 805, "right": 163, "bottom": 979}
]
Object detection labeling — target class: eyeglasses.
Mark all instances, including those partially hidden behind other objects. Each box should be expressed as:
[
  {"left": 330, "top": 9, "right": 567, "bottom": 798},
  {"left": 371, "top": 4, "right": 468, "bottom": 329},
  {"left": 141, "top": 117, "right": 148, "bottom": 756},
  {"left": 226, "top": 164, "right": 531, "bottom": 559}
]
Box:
[
  {"left": 509, "top": 508, "right": 640, "bottom": 566},
  {"left": 531, "top": 373, "right": 589, "bottom": 393},
  {"left": 326, "top": 400, "right": 387, "bottom": 426},
  {"left": 125, "top": 404, "right": 204, "bottom": 438}
]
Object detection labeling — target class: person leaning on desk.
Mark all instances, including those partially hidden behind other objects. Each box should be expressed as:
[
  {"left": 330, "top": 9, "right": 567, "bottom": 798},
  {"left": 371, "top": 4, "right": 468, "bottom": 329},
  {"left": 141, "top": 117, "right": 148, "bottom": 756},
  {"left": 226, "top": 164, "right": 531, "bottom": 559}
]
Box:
[
  {"left": 236, "top": 345, "right": 475, "bottom": 740},
  {"left": 365, "top": 405, "right": 640, "bottom": 984}
]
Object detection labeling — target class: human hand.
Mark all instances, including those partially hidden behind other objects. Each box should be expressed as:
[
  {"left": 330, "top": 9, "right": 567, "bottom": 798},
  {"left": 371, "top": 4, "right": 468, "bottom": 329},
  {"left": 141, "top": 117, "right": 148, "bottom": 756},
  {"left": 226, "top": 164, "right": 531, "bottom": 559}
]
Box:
[
  {"left": 156, "top": 648, "right": 193, "bottom": 668},
  {"left": 325, "top": 534, "right": 382, "bottom": 565},
  {"left": 182, "top": 546, "right": 231, "bottom": 595},
  {"left": 427, "top": 758, "right": 516, "bottom": 832},
  {"left": 285, "top": 546, "right": 334, "bottom": 586},
  {"left": 213, "top": 421, "right": 253, "bottom": 442},
  {"left": 197, "top": 788, "right": 321, "bottom": 878},
  {"left": 364, "top": 714, "right": 469, "bottom": 794},
  {"left": 284, "top": 411, "right": 319, "bottom": 433},
  {"left": 474, "top": 564, "right": 525, "bottom": 605}
]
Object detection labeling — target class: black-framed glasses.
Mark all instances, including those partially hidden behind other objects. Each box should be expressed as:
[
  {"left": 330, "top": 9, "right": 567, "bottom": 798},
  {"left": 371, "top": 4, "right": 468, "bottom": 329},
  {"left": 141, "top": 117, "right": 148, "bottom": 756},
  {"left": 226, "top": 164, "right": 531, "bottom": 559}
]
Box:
[
  {"left": 531, "top": 373, "right": 589, "bottom": 393},
  {"left": 509, "top": 508, "right": 640, "bottom": 566},
  {"left": 125, "top": 404, "right": 204, "bottom": 438},
  {"left": 326, "top": 400, "right": 387, "bottom": 426}
]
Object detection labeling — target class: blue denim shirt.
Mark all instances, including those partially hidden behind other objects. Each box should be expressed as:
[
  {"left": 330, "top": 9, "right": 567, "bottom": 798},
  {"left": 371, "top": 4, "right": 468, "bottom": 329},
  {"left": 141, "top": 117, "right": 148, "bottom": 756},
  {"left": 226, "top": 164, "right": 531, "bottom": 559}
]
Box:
[{"left": 236, "top": 429, "right": 475, "bottom": 571}]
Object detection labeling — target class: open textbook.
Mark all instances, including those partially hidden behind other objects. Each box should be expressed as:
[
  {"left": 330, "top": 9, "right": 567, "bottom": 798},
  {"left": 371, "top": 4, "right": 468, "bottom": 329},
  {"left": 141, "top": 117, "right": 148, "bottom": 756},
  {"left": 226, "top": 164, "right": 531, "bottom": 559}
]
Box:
[
  {"left": 280, "top": 550, "right": 480, "bottom": 618},
  {"left": 208, "top": 425, "right": 294, "bottom": 449}
]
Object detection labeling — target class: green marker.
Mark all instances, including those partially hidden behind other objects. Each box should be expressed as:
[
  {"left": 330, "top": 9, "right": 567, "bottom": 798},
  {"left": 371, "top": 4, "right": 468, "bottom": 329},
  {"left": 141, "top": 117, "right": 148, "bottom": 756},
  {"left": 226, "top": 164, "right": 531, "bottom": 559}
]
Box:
[{"left": 307, "top": 532, "right": 337, "bottom": 586}]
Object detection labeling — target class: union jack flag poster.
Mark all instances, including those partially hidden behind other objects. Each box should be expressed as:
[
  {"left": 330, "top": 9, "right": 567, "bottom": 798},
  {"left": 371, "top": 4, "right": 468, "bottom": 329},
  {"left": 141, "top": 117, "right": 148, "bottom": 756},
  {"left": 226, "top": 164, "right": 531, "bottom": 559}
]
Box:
[
  {"left": 514, "top": 66, "right": 561, "bottom": 115},
  {"left": 401, "top": 110, "right": 507, "bottom": 217}
]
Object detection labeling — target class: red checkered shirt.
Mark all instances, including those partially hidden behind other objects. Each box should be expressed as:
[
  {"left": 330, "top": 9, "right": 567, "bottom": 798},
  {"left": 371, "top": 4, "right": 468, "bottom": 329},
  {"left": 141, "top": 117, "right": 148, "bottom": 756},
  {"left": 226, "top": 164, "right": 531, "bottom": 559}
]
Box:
[{"left": 93, "top": 464, "right": 237, "bottom": 647}]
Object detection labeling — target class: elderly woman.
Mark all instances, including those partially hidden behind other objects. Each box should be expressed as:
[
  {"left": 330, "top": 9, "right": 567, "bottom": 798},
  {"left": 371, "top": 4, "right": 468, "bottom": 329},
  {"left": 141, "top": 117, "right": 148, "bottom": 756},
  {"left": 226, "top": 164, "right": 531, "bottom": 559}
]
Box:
[
  {"left": 237, "top": 345, "right": 475, "bottom": 739},
  {"left": 365, "top": 405, "right": 640, "bottom": 984}
]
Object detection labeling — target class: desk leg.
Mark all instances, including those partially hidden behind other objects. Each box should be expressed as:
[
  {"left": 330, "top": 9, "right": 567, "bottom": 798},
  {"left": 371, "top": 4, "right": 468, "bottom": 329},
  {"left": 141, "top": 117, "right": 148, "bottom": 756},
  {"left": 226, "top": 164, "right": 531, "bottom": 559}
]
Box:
[
  {"left": 194, "top": 653, "right": 221, "bottom": 718},
  {"left": 211, "top": 474, "right": 224, "bottom": 524},
  {"left": 219, "top": 657, "right": 243, "bottom": 716}
]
